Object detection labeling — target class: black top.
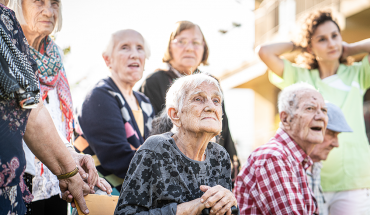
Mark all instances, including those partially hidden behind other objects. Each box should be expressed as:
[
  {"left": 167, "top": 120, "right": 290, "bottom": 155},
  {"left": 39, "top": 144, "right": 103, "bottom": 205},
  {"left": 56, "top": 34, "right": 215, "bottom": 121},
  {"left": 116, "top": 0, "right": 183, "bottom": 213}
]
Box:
[
  {"left": 114, "top": 132, "right": 233, "bottom": 215},
  {"left": 140, "top": 69, "right": 239, "bottom": 164}
]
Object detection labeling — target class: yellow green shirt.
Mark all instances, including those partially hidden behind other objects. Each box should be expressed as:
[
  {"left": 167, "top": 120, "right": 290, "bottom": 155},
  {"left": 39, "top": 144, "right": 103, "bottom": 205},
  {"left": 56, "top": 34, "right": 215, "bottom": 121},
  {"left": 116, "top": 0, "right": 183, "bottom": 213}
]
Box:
[{"left": 269, "top": 55, "right": 370, "bottom": 191}]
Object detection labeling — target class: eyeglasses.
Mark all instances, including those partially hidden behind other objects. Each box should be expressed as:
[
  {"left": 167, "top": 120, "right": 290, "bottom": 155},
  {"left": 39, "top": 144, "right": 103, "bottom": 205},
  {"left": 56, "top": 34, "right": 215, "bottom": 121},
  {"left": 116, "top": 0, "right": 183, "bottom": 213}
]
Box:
[{"left": 172, "top": 38, "right": 204, "bottom": 49}]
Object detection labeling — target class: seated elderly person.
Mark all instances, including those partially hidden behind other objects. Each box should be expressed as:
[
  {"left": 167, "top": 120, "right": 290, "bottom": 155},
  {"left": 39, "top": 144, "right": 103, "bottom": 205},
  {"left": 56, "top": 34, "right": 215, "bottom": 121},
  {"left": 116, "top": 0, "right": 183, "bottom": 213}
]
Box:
[
  {"left": 234, "top": 83, "right": 328, "bottom": 215},
  {"left": 307, "top": 102, "right": 352, "bottom": 215},
  {"left": 114, "top": 73, "right": 238, "bottom": 215}
]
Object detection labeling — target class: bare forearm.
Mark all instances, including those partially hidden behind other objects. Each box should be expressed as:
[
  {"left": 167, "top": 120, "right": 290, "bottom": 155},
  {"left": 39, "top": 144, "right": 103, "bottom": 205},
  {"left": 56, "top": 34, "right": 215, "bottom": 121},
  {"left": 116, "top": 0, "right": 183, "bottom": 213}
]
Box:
[
  {"left": 347, "top": 39, "right": 370, "bottom": 56},
  {"left": 257, "top": 42, "right": 293, "bottom": 77},
  {"left": 23, "top": 102, "right": 75, "bottom": 175}
]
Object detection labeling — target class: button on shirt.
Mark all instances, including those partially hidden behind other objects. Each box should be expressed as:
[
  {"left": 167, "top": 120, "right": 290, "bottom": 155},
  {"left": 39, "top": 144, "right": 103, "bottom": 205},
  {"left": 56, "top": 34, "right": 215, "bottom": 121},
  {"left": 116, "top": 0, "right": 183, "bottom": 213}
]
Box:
[{"left": 234, "top": 128, "right": 318, "bottom": 215}]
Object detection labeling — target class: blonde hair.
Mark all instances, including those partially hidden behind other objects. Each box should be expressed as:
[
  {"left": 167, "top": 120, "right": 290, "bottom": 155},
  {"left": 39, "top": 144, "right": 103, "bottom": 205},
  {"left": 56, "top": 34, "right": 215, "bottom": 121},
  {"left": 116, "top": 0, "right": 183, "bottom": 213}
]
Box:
[
  {"left": 8, "top": 0, "right": 63, "bottom": 33},
  {"left": 163, "top": 21, "right": 209, "bottom": 65}
]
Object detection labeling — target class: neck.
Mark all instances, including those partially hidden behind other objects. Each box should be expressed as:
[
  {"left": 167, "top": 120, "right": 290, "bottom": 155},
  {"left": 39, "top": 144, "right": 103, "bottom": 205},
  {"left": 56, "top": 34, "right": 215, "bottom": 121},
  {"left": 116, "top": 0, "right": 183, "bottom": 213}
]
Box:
[
  {"left": 22, "top": 27, "right": 47, "bottom": 51},
  {"left": 283, "top": 128, "right": 316, "bottom": 156},
  {"left": 317, "top": 60, "right": 340, "bottom": 79},
  {"left": 0, "top": 0, "right": 6, "bottom": 6},
  {"left": 170, "top": 62, "right": 197, "bottom": 76},
  {"left": 110, "top": 73, "right": 134, "bottom": 97},
  {"left": 173, "top": 129, "right": 214, "bottom": 161}
]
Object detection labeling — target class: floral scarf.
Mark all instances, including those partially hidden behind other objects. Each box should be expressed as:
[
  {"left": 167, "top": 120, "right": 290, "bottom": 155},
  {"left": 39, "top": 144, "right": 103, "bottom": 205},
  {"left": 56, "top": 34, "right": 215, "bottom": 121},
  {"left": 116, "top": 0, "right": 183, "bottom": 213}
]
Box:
[{"left": 29, "top": 36, "right": 73, "bottom": 141}]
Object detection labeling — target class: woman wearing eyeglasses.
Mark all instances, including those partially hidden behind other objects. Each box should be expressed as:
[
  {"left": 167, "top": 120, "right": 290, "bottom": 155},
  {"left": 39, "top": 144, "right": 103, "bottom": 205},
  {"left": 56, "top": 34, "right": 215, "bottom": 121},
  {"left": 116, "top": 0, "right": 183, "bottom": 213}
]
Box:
[{"left": 140, "top": 21, "right": 240, "bottom": 178}]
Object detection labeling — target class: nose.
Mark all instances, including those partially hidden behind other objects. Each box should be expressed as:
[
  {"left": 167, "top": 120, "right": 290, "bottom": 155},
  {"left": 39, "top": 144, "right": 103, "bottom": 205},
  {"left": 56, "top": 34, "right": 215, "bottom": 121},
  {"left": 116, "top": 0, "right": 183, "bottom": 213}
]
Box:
[
  {"left": 184, "top": 42, "right": 195, "bottom": 52},
  {"left": 129, "top": 48, "right": 139, "bottom": 59},
  {"left": 204, "top": 99, "right": 216, "bottom": 112},
  {"left": 328, "top": 37, "right": 335, "bottom": 47},
  {"left": 315, "top": 109, "right": 328, "bottom": 124},
  {"left": 41, "top": 1, "right": 54, "bottom": 18},
  {"left": 331, "top": 138, "right": 339, "bottom": 148}
]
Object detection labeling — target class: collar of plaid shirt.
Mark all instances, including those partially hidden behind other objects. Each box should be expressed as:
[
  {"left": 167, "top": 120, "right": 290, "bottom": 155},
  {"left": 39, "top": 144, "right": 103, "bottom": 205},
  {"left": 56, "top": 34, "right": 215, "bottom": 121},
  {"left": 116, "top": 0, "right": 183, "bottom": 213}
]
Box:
[{"left": 234, "top": 128, "right": 318, "bottom": 215}]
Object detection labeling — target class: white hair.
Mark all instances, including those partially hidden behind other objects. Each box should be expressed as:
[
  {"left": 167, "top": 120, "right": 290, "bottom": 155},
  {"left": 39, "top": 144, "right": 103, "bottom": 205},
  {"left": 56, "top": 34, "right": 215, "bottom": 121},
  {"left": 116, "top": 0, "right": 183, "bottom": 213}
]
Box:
[
  {"left": 278, "top": 82, "right": 318, "bottom": 115},
  {"left": 103, "top": 30, "right": 151, "bottom": 59},
  {"left": 8, "top": 0, "right": 63, "bottom": 33},
  {"left": 165, "top": 73, "right": 223, "bottom": 131}
]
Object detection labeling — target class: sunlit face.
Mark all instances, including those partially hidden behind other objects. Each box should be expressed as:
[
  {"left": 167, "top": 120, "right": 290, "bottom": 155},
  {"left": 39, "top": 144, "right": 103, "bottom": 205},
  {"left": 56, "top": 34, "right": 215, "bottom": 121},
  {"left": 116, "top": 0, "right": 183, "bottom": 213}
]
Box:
[
  {"left": 287, "top": 90, "right": 328, "bottom": 146},
  {"left": 310, "top": 129, "right": 340, "bottom": 162},
  {"left": 179, "top": 83, "right": 222, "bottom": 135},
  {"left": 107, "top": 30, "right": 146, "bottom": 86},
  {"left": 169, "top": 27, "right": 204, "bottom": 75},
  {"left": 310, "top": 21, "right": 342, "bottom": 63},
  {"left": 22, "top": 0, "right": 59, "bottom": 36}
]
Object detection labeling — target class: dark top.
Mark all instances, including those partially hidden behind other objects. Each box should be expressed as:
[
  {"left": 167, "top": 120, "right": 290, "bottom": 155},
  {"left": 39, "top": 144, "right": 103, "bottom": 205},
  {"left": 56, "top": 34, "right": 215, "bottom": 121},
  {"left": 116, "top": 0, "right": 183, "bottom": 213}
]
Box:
[
  {"left": 77, "top": 77, "right": 155, "bottom": 189},
  {"left": 140, "top": 69, "right": 239, "bottom": 163},
  {"left": 114, "top": 132, "right": 233, "bottom": 215},
  {"left": 0, "top": 4, "right": 37, "bottom": 215}
]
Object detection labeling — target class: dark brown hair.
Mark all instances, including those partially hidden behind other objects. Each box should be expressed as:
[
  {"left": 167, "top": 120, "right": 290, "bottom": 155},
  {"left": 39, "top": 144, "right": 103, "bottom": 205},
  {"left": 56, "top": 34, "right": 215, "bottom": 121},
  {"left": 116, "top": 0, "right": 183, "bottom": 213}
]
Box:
[
  {"left": 295, "top": 10, "right": 352, "bottom": 69},
  {"left": 162, "top": 21, "right": 209, "bottom": 66}
]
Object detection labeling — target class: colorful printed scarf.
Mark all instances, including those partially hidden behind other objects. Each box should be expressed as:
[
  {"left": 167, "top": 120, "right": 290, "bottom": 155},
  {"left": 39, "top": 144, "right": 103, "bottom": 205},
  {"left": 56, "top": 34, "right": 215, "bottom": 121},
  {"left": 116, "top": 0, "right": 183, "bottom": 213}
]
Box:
[{"left": 29, "top": 36, "right": 73, "bottom": 141}]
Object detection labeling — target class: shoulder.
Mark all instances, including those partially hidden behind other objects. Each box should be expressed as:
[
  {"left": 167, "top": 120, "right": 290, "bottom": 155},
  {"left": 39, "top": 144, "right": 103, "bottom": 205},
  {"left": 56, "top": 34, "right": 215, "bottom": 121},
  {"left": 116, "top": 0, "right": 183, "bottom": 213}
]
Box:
[
  {"left": 83, "top": 78, "right": 117, "bottom": 104},
  {"left": 248, "top": 139, "right": 288, "bottom": 166},
  {"left": 207, "top": 142, "right": 230, "bottom": 160},
  {"left": 139, "top": 132, "right": 173, "bottom": 152},
  {"left": 144, "top": 70, "right": 169, "bottom": 83}
]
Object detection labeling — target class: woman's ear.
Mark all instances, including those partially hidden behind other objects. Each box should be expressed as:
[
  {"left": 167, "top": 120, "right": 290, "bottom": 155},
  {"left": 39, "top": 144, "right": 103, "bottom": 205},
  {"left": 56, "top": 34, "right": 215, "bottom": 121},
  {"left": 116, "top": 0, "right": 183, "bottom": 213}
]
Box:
[
  {"left": 280, "top": 111, "right": 292, "bottom": 130},
  {"left": 102, "top": 54, "right": 112, "bottom": 69},
  {"left": 306, "top": 45, "right": 314, "bottom": 55},
  {"left": 168, "top": 107, "right": 181, "bottom": 128}
]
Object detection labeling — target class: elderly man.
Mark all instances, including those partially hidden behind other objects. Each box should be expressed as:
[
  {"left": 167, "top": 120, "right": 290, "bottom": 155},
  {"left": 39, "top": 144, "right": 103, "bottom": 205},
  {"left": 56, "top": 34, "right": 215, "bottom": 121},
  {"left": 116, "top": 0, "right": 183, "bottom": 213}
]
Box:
[
  {"left": 234, "top": 83, "right": 328, "bottom": 215},
  {"left": 307, "top": 102, "right": 352, "bottom": 215}
]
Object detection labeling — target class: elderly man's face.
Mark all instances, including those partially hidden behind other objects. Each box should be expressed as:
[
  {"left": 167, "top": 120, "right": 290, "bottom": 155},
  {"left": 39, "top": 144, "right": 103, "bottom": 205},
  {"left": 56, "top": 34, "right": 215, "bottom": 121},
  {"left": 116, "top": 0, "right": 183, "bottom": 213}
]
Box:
[
  {"left": 22, "top": 0, "right": 59, "bottom": 36},
  {"left": 179, "top": 82, "right": 222, "bottom": 135},
  {"left": 310, "top": 129, "right": 340, "bottom": 162},
  {"left": 286, "top": 90, "right": 328, "bottom": 146},
  {"left": 108, "top": 30, "right": 146, "bottom": 85}
]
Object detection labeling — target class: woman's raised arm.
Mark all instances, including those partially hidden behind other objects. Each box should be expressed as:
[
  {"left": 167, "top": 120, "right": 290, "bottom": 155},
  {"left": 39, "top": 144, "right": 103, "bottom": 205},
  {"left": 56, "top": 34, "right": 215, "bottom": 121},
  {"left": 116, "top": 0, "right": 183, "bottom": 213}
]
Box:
[
  {"left": 257, "top": 42, "right": 295, "bottom": 78},
  {"left": 341, "top": 39, "right": 370, "bottom": 63}
]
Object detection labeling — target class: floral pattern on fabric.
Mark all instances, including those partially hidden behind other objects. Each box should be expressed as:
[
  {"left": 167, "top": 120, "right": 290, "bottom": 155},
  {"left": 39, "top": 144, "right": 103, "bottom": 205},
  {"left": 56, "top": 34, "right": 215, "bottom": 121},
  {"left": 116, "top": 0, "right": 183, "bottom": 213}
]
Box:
[
  {"left": 114, "top": 132, "right": 232, "bottom": 215},
  {"left": 0, "top": 99, "right": 30, "bottom": 135}
]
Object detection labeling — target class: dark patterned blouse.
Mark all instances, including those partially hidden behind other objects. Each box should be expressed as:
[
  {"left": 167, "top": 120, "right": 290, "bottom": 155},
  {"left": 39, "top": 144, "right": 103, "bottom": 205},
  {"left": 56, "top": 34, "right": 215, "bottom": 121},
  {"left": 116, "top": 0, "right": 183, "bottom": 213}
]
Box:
[
  {"left": 0, "top": 4, "right": 37, "bottom": 215},
  {"left": 114, "top": 132, "right": 232, "bottom": 215}
]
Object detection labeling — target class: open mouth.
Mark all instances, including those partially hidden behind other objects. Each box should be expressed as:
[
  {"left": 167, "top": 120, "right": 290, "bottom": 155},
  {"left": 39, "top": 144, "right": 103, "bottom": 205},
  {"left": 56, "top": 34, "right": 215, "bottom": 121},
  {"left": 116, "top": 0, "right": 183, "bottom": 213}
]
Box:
[
  {"left": 128, "top": 63, "right": 139, "bottom": 68},
  {"left": 310, "top": 126, "right": 322, "bottom": 132}
]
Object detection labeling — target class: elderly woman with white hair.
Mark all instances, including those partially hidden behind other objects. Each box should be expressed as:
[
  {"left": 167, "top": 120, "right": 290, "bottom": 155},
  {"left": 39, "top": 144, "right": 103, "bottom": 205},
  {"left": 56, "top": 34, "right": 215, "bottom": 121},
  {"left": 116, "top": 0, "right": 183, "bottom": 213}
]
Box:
[
  {"left": 8, "top": 0, "right": 112, "bottom": 214},
  {"left": 76, "top": 29, "right": 155, "bottom": 196},
  {"left": 115, "top": 73, "right": 238, "bottom": 215}
]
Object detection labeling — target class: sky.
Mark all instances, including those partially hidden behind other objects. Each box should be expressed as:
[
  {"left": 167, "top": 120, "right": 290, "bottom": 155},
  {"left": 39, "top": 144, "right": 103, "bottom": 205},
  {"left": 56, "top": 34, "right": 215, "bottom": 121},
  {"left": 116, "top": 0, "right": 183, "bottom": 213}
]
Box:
[{"left": 55, "top": 0, "right": 255, "bottom": 108}]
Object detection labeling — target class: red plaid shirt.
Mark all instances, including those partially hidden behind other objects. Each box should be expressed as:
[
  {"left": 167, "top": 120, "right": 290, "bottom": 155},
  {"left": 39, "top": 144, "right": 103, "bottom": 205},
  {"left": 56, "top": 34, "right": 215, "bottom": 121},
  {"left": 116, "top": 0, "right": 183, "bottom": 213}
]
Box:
[{"left": 234, "top": 128, "right": 318, "bottom": 215}]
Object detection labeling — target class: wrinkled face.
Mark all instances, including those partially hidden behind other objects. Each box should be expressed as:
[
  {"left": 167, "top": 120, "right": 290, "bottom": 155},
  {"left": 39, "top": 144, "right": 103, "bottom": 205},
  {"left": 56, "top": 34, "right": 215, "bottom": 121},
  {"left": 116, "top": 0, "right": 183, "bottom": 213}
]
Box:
[
  {"left": 179, "top": 83, "right": 222, "bottom": 135},
  {"left": 310, "top": 129, "right": 340, "bottom": 162},
  {"left": 108, "top": 30, "right": 146, "bottom": 85},
  {"left": 287, "top": 90, "right": 328, "bottom": 146},
  {"left": 22, "top": 0, "right": 59, "bottom": 36},
  {"left": 310, "top": 21, "right": 342, "bottom": 62},
  {"left": 169, "top": 27, "right": 204, "bottom": 74}
]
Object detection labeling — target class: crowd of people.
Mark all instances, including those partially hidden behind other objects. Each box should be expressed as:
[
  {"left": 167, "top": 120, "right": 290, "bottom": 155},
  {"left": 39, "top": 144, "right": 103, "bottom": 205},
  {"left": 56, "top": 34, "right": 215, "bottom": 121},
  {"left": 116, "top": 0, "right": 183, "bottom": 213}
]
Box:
[{"left": 1, "top": 0, "right": 370, "bottom": 215}]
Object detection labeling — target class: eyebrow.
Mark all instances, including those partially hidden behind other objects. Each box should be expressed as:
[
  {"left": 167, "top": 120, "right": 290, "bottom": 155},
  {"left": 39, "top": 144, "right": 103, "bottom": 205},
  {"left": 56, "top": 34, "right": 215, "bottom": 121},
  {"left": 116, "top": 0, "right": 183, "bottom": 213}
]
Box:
[
  {"left": 314, "top": 30, "right": 339, "bottom": 39},
  {"left": 189, "top": 90, "right": 222, "bottom": 98}
]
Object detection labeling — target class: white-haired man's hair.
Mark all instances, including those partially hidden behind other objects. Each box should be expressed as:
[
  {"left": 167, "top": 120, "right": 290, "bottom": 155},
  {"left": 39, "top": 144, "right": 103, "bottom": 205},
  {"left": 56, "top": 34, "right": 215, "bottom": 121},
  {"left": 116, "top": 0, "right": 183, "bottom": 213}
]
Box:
[
  {"left": 165, "top": 73, "right": 223, "bottom": 132},
  {"left": 103, "top": 30, "right": 151, "bottom": 59},
  {"left": 278, "top": 82, "right": 318, "bottom": 115},
  {"left": 8, "top": 0, "right": 63, "bottom": 34}
]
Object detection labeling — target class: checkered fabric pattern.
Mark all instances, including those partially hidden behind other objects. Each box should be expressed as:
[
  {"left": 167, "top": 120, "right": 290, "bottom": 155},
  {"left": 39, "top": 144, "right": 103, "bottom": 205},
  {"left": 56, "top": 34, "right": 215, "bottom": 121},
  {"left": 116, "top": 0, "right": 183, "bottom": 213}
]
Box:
[
  {"left": 234, "top": 128, "right": 318, "bottom": 215},
  {"left": 306, "top": 162, "right": 325, "bottom": 214}
]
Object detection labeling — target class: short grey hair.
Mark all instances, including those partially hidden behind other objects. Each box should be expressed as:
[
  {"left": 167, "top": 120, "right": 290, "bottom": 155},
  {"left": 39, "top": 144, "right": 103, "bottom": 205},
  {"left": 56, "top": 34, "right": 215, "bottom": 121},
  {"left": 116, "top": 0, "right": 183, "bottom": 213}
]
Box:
[
  {"left": 8, "top": 0, "right": 63, "bottom": 33},
  {"left": 165, "top": 73, "right": 223, "bottom": 121},
  {"left": 278, "top": 82, "right": 318, "bottom": 115},
  {"left": 103, "top": 29, "right": 151, "bottom": 59}
]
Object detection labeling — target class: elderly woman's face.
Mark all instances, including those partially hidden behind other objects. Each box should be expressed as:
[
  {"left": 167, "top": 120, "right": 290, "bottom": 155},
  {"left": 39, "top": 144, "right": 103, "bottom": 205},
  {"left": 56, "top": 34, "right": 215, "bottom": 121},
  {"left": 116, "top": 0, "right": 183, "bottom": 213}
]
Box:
[
  {"left": 287, "top": 90, "right": 328, "bottom": 146},
  {"left": 179, "top": 82, "right": 222, "bottom": 135},
  {"left": 169, "top": 27, "right": 204, "bottom": 73},
  {"left": 22, "top": 0, "right": 59, "bottom": 36},
  {"left": 108, "top": 30, "right": 146, "bottom": 85}
]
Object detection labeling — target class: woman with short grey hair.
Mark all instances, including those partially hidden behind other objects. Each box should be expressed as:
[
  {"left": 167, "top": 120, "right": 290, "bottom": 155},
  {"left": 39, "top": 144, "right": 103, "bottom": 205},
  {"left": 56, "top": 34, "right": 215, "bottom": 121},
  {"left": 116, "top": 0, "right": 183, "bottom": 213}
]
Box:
[{"left": 115, "top": 73, "right": 238, "bottom": 215}]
